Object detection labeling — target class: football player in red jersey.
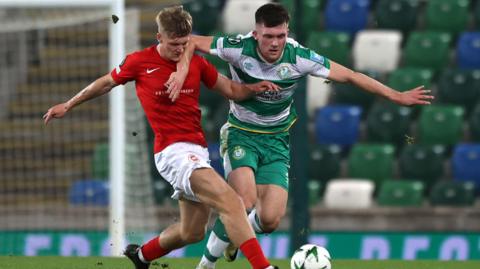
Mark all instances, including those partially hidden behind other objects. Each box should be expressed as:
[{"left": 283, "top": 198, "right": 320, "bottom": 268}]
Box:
[{"left": 43, "top": 6, "right": 279, "bottom": 269}]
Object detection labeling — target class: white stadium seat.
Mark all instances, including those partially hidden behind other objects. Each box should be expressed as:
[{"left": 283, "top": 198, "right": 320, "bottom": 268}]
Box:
[
  {"left": 221, "top": 0, "right": 271, "bottom": 34},
  {"left": 324, "top": 178, "right": 374, "bottom": 209},
  {"left": 307, "top": 76, "right": 332, "bottom": 117},
  {"left": 352, "top": 30, "right": 402, "bottom": 73}
]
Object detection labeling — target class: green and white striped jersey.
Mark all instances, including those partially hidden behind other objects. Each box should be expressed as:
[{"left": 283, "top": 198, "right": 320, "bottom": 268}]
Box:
[{"left": 210, "top": 32, "right": 331, "bottom": 133}]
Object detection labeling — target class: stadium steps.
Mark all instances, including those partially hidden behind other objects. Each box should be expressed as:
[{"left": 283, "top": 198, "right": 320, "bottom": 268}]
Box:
[
  {"left": 45, "top": 27, "right": 109, "bottom": 46},
  {"left": 0, "top": 120, "right": 108, "bottom": 139},
  {"left": 8, "top": 100, "right": 108, "bottom": 118},
  {"left": 16, "top": 81, "right": 97, "bottom": 96},
  {"left": 38, "top": 46, "right": 108, "bottom": 62},
  {"left": 27, "top": 64, "right": 108, "bottom": 80}
]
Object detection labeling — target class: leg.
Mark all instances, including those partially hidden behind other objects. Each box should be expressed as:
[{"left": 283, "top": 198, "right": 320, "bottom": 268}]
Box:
[
  {"left": 255, "top": 184, "right": 288, "bottom": 233},
  {"left": 190, "top": 168, "right": 272, "bottom": 269},
  {"left": 199, "top": 166, "right": 257, "bottom": 267},
  {"left": 125, "top": 199, "right": 210, "bottom": 269}
]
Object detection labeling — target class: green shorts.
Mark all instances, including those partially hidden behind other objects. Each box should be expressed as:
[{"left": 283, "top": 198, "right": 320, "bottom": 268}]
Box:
[{"left": 220, "top": 124, "right": 290, "bottom": 190}]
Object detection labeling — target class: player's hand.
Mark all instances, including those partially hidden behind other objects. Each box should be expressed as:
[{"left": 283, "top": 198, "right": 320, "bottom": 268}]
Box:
[
  {"left": 246, "top": 81, "right": 280, "bottom": 93},
  {"left": 43, "top": 103, "right": 69, "bottom": 125},
  {"left": 165, "top": 70, "right": 188, "bottom": 102},
  {"left": 394, "top": 85, "right": 434, "bottom": 106}
]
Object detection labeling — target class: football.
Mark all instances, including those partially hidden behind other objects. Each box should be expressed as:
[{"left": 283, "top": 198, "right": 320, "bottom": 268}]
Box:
[{"left": 290, "top": 244, "right": 332, "bottom": 269}]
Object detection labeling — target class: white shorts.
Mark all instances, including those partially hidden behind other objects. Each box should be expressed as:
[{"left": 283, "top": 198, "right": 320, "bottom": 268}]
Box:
[{"left": 154, "top": 142, "right": 212, "bottom": 202}]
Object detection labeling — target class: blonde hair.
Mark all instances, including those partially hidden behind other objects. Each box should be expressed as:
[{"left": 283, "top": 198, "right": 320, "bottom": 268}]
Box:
[{"left": 156, "top": 5, "right": 192, "bottom": 38}]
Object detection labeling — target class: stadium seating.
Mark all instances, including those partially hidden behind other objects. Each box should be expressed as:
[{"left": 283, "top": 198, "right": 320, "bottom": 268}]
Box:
[
  {"left": 437, "top": 68, "right": 480, "bottom": 113},
  {"left": 307, "top": 31, "right": 351, "bottom": 67},
  {"left": 325, "top": 0, "right": 370, "bottom": 35},
  {"left": 314, "top": 105, "right": 362, "bottom": 146},
  {"left": 425, "top": 0, "right": 470, "bottom": 35},
  {"left": 207, "top": 142, "right": 224, "bottom": 176},
  {"left": 69, "top": 179, "right": 109, "bottom": 206},
  {"left": 308, "top": 144, "right": 342, "bottom": 182},
  {"left": 456, "top": 32, "right": 480, "bottom": 69},
  {"left": 352, "top": 30, "right": 402, "bottom": 73},
  {"left": 183, "top": 0, "right": 222, "bottom": 34},
  {"left": 308, "top": 180, "right": 322, "bottom": 206},
  {"left": 306, "top": 76, "right": 332, "bottom": 117},
  {"left": 476, "top": 1, "right": 480, "bottom": 29},
  {"left": 374, "top": 0, "right": 419, "bottom": 33},
  {"left": 398, "top": 144, "right": 446, "bottom": 189},
  {"left": 91, "top": 142, "right": 109, "bottom": 180},
  {"left": 470, "top": 103, "right": 480, "bottom": 141},
  {"left": 347, "top": 143, "right": 395, "bottom": 185},
  {"left": 430, "top": 180, "right": 476, "bottom": 206},
  {"left": 403, "top": 31, "right": 452, "bottom": 72},
  {"left": 377, "top": 179, "right": 424, "bottom": 207},
  {"left": 324, "top": 178, "right": 374, "bottom": 208},
  {"left": 221, "top": 0, "right": 270, "bottom": 34},
  {"left": 330, "top": 71, "right": 380, "bottom": 111},
  {"left": 281, "top": 0, "right": 323, "bottom": 35},
  {"left": 366, "top": 101, "right": 413, "bottom": 145},
  {"left": 418, "top": 105, "right": 465, "bottom": 146},
  {"left": 451, "top": 143, "right": 480, "bottom": 191},
  {"left": 387, "top": 67, "right": 434, "bottom": 92}
]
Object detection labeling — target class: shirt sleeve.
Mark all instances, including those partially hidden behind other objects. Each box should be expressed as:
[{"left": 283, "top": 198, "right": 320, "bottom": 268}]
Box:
[
  {"left": 209, "top": 34, "right": 245, "bottom": 63},
  {"left": 110, "top": 53, "right": 139, "bottom": 85},
  {"left": 297, "top": 48, "right": 331, "bottom": 79},
  {"left": 199, "top": 56, "right": 219, "bottom": 89}
]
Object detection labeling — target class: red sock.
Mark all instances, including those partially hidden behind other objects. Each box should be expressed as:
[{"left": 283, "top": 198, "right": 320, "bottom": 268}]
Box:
[
  {"left": 140, "top": 236, "right": 170, "bottom": 262},
  {"left": 240, "top": 238, "right": 270, "bottom": 269}
]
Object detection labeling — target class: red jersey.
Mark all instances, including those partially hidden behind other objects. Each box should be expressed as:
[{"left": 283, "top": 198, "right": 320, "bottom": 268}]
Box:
[{"left": 110, "top": 45, "right": 218, "bottom": 153}]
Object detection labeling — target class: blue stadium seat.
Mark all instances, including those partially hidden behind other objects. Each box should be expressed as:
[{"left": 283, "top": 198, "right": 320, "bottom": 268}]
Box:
[
  {"left": 314, "top": 105, "right": 362, "bottom": 146},
  {"left": 452, "top": 143, "right": 480, "bottom": 192},
  {"left": 456, "top": 32, "right": 480, "bottom": 69},
  {"left": 208, "top": 142, "right": 224, "bottom": 176},
  {"left": 325, "top": 0, "right": 370, "bottom": 35},
  {"left": 69, "top": 180, "right": 109, "bottom": 206}
]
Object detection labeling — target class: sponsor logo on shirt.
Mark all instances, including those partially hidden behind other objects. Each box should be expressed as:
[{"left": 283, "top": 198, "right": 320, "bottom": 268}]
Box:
[{"left": 154, "top": 89, "right": 194, "bottom": 96}]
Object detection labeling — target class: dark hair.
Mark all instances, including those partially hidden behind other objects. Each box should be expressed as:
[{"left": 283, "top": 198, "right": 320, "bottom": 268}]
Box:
[{"left": 255, "top": 3, "right": 290, "bottom": 27}]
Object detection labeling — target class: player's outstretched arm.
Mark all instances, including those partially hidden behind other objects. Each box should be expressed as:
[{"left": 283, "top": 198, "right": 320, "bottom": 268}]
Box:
[
  {"left": 327, "top": 61, "right": 434, "bottom": 106},
  {"left": 212, "top": 74, "right": 279, "bottom": 101},
  {"left": 166, "top": 35, "right": 214, "bottom": 102},
  {"left": 43, "top": 74, "right": 118, "bottom": 124}
]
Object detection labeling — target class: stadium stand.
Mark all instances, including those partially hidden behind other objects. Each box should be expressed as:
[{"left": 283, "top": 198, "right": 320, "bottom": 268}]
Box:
[
  {"left": 374, "top": 0, "right": 419, "bottom": 34},
  {"left": 347, "top": 143, "right": 395, "bottom": 187},
  {"left": 366, "top": 101, "right": 413, "bottom": 145},
  {"left": 352, "top": 30, "right": 403, "bottom": 73},
  {"left": 2, "top": 1, "right": 480, "bottom": 250},
  {"left": 324, "top": 0, "right": 370, "bottom": 35},
  {"left": 324, "top": 178, "right": 375, "bottom": 209},
  {"left": 425, "top": 0, "right": 470, "bottom": 35},
  {"left": 377, "top": 179, "right": 425, "bottom": 207},
  {"left": 314, "top": 105, "right": 362, "bottom": 146}
]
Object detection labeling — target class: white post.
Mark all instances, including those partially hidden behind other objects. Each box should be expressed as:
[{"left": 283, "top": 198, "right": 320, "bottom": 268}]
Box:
[
  {"left": 109, "top": 0, "right": 126, "bottom": 257},
  {"left": 0, "top": 0, "right": 126, "bottom": 257}
]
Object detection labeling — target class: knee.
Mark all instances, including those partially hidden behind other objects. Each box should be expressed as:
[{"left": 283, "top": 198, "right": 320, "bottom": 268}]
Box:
[
  {"left": 258, "top": 213, "right": 283, "bottom": 233},
  {"left": 181, "top": 228, "right": 206, "bottom": 244}
]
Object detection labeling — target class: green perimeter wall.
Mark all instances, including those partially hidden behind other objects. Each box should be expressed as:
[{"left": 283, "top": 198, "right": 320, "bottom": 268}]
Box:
[{"left": 1, "top": 231, "right": 480, "bottom": 260}]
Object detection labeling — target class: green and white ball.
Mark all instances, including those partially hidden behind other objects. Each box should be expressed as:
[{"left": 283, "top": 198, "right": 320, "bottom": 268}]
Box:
[{"left": 290, "top": 244, "right": 331, "bottom": 269}]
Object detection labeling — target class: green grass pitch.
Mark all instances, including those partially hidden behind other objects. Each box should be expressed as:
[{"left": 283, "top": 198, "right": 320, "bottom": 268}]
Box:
[{"left": 1, "top": 257, "right": 480, "bottom": 269}]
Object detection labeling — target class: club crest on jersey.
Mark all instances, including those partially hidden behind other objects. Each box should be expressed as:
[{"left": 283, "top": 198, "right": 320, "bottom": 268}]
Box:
[
  {"left": 188, "top": 154, "right": 200, "bottom": 163},
  {"left": 232, "top": 146, "right": 245, "bottom": 160},
  {"left": 277, "top": 64, "right": 292, "bottom": 79}
]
